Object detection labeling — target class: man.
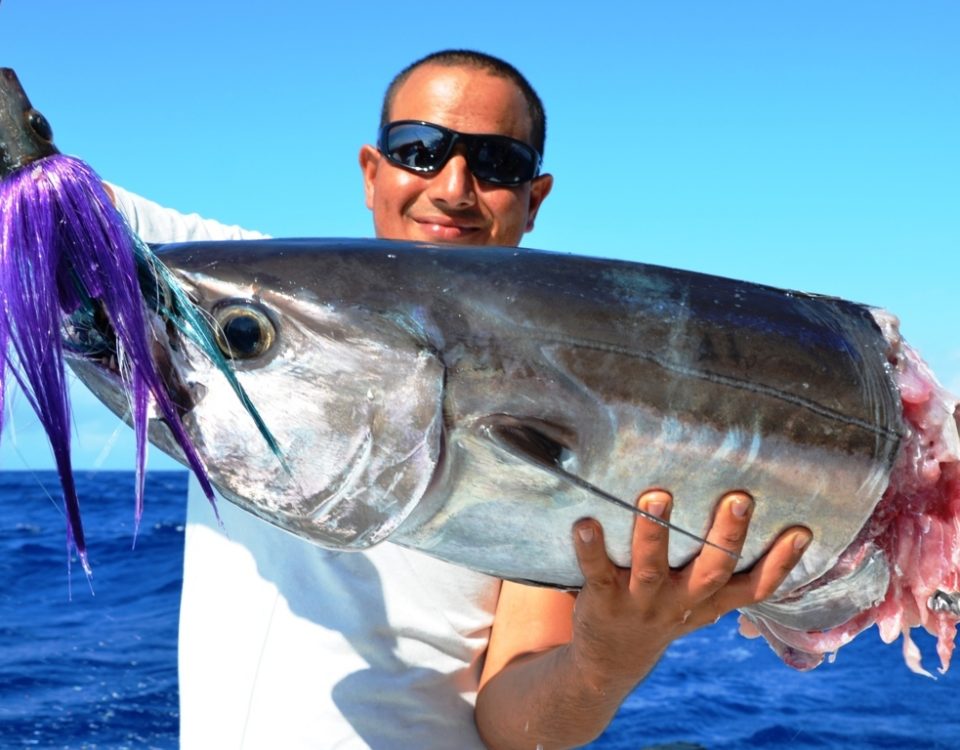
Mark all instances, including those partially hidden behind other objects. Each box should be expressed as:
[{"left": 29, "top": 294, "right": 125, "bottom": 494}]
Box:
[{"left": 111, "top": 50, "right": 811, "bottom": 749}]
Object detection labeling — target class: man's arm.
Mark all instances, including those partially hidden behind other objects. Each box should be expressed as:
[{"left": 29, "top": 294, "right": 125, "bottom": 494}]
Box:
[
  {"left": 475, "top": 490, "right": 811, "bottom": 750},
  {"left": 106, "top": 183, "right": 270, "bottom": 243}
]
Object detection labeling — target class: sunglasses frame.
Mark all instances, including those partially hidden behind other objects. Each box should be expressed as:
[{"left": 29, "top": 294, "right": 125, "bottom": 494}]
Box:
[{"left": 377, "top": 120, "right": 542, "bottom": 186}]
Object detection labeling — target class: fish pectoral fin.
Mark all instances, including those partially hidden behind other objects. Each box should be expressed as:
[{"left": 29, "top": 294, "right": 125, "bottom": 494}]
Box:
[
  {"left": 475, "top": 414, "right": 736, "bottom": 559},
  {"left": 475, "top": 414, "right": 577, "bottom": 471}
]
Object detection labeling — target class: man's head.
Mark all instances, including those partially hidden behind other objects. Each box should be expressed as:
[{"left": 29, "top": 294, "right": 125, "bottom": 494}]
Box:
[{"left": 360, "top": 50, "right": 553, "bottom": 247}]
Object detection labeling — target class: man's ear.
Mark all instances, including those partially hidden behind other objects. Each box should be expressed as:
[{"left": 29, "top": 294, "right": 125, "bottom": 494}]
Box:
[
  {"left": 359, "top": 144, "right": 380, "bottom": 211},
  {"left": 524, "top": 173, "right": 554, "bottom": 233}
]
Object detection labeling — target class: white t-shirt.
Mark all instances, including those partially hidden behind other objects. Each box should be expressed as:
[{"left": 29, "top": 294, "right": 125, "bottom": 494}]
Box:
[{"left": 111, "top": 186, "right": 502, "bottom": 749}]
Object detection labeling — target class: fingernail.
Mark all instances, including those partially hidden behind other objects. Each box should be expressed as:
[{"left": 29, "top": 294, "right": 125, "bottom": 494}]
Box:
[
  {"left": 730, "top": 494, "right": 753, "bottom": 518},
  {"left": 577, "top": 526, "right": 595, "bottom": 543},
  {"left": 639, "top": 491, "right": 670, "bottom": 518},
  {"left": 644, "top": 500, "right": 666, "bottom": 518},
  {"left": 794, "top": 530, "right": 812, "bottom": 552}
]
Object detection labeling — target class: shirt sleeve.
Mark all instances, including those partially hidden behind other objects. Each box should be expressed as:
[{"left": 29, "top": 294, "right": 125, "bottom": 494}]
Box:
[{"left": 107, "top": 183, "right": 272, "bottom": 243}]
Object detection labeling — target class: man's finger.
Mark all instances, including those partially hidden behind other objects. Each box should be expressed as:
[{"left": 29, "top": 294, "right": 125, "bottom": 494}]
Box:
[
  {"left": 682, "top": 491, "right": 753, "bottom": 600},
  {"left": 572, "top": 518, "right": 621, "bottom": 596},
  {"left": 710, "top": 526, "right": 813, "bottom": 613},
  {"left": 627, "top": 490, "right": 672, "bottom": 597}
]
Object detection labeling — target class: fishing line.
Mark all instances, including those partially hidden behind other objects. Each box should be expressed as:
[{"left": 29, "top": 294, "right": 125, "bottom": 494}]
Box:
[
  {"left": 8, "top": 445, "right": 97, "bottom": 598},
  {"left": 90, "top": 419, "right": 126, "bottom": 472},
  {"left": 480, "top": 418, "right": 740, "bottom": 559},
  {"left": 545, "top": 464, "right": 741, "bottom": 560}
]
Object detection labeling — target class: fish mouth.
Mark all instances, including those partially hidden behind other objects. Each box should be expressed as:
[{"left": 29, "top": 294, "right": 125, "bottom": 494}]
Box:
[
  {"left": 148, "top": 325, "right": 200, "bottom": 417},
  {"left": 63, "top": 295, "right": 198, "bottom": 419}
]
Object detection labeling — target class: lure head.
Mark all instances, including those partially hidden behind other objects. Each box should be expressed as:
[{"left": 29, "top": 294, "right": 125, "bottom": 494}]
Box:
[{"left": 0, "top": 68, "right": 59, "bottom": 179}]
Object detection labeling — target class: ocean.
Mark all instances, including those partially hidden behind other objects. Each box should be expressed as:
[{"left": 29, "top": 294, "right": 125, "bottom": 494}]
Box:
[{"left": 1, "top": 471, "right": 956, "bottom": 749}]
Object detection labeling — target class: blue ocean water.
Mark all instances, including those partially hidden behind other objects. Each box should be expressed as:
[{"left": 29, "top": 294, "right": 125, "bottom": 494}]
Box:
[{"left": 1, "top": 471, "right": 957, "bottom": 749}]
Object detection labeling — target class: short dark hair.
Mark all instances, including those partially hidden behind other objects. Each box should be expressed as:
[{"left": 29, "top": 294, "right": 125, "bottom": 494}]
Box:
[{"left": 380, "top": 49, "right": 547, "bottom": 159}]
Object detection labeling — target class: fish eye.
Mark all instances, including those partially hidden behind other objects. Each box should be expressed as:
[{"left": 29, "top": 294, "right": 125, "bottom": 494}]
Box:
[{"left": 213, "top": 302, "right": 276, "bottom": 359}]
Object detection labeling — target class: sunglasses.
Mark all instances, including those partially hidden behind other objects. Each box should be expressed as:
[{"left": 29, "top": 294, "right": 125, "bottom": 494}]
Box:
[{"left": 377, "top": 120, "right": 542, "bottom": 186}]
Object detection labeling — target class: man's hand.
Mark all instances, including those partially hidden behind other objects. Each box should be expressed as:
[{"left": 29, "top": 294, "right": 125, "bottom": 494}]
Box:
[
  {"left": 476, "top": 490, "right": 811, "bottom": 749},
  {"left": 568, "top": 490, "right": 812, "bottom": 692}
]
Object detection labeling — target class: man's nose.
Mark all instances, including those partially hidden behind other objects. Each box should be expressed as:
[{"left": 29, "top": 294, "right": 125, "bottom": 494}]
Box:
[{"left": 426, "top": 151, "right": 477, "bottom": 208}]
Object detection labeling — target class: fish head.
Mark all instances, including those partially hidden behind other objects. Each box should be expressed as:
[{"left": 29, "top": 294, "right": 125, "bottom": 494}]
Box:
[{"left": 66, "top": 239, "right": 445, "bottom": 549}]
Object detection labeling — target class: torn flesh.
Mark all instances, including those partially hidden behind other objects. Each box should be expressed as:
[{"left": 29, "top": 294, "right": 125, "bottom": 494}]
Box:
[{"left": 740, "top": 310, "right": 960, "bottom": 676}]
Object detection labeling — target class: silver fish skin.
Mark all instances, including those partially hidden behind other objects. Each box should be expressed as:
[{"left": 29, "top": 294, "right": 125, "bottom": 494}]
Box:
[
  {"left": 0, "top": 68, "right": 58, "bottom": 178},
  {"left": 66, "top": 238, "right": 904, "bottom": 621}
]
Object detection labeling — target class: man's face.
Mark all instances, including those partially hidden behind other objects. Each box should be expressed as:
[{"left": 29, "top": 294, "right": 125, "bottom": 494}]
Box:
[{"left": 359, "top": 64, "right": 553, "bottom": 247}]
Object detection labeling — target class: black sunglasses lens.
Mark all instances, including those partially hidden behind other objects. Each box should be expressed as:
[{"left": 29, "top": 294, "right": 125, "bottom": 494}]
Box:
[
  {"left": 381, "top": 122, "right": 540, "bottom": 184},
  {"left": 470, "top": 138, "right": 538, "bottom": 185},
  {"left": 383, "top": 123, "right": 449, "bottom": 170}
]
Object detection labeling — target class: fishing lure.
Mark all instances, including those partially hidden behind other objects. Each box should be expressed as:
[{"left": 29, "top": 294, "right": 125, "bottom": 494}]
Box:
[{"left": 0, "top": 68, "right": 276, "bottom": 574}]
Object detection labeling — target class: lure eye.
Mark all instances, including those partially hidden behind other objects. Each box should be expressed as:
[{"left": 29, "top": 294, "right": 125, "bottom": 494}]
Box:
[
  {"left": 213, "top": 302, "right": 276, "bottom": 359},
  {"left": 27, "top": 109, "right": 53, "bottom": 142}
]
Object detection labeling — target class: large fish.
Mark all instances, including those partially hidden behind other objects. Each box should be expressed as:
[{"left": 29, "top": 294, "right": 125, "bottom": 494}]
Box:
[
  {"left": 2, "top": 67, "right": 958, "bottom": 675},
  {"left": 66, "top": 238, "right": 960, "bottom": 673}
]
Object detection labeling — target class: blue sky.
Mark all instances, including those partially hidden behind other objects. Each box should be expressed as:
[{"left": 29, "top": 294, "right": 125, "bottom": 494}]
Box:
[{"left": 1, "top": 1, "right": 957, "bottom": 471}]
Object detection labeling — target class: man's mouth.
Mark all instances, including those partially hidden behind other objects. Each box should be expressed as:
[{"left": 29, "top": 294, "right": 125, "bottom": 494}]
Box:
[{"left": 413, "top": 216, "right": 484, "bottom": 242}]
